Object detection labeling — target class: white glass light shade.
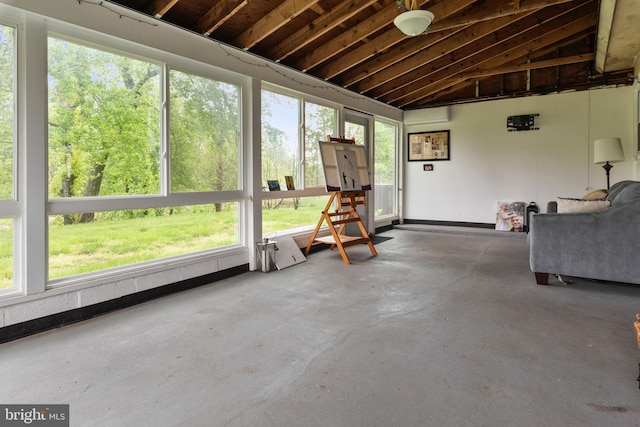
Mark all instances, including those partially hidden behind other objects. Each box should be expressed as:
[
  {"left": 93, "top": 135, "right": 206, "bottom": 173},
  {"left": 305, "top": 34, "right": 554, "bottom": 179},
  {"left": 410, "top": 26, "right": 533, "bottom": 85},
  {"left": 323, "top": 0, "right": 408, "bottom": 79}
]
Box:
[
  {"left": 393, "top": 10, "right": 435, "bottom": 36},
  {"left": 594, "top": 138, "right": 624, "bottom": 164}
]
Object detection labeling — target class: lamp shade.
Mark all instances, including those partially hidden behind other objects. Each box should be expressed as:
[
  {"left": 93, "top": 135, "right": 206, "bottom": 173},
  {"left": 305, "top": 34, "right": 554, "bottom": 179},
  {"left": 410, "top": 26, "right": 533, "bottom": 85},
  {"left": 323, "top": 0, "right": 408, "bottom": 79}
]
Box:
[
  {"left": 594, "top": 138, "right": 624, "bottom": 164},
  {"left": 393, "top": 10, "right": 435, "bottom": 36}
]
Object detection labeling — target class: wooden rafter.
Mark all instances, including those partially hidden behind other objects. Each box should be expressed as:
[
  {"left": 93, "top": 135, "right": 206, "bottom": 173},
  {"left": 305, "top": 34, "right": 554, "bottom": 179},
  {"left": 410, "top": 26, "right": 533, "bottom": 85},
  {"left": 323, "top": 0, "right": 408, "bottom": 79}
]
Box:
[
  {"left": 345, "top": 12, "right": 538, "bottom": 93},
  {"left": 146, "top": 0, "right": 179, "bottom": 18},
  {"left": 394, "top": 7, "right": 596, "bottom": 107},
  {"left": 335, "top": 0, "right": 573, "bottom": 88},
  {"left": 108, "top": 0, "right": 629, "bottom": 109},
  {"left": 300, "top": 0, "right": 475, "bottom": 75},
  {"left": 458, "top": 53, "right": 595, "bottom": 80},
  {"left": 268, "top": 0, "right": 381, "bottom": 61},
  {"left": 194, "top": 0, "right": 249, "bottom": 36},
  {"left": 233, "top": 0, "right": 322, "bottom": 49},
  {"left": 371, "top": 0, "right": 590, "bottom": 102}
]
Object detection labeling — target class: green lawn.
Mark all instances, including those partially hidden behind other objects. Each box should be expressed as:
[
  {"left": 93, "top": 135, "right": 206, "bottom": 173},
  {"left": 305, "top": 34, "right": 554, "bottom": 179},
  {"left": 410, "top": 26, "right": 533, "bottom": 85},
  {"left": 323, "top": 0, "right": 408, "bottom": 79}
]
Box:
[{"left": 0, "top": 197, "right": 327, "bottom": 289}]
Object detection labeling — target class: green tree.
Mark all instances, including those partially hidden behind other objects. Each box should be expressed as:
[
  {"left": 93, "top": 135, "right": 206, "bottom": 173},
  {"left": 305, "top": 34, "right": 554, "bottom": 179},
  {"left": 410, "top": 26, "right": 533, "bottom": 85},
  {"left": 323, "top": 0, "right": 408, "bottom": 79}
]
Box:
[
  {"left": 169, "top": 71, "right": 240, "bottom": 211},
  {"left": 0, "top": 25, "right": 15, "bottom": 199},
  {"left": 305, "top": 103, "right": 336, "bottom": 188},
  {"left": 47, "top": 38, "right": 160, "bottom": 223},
  {"left": 374, "top": 121, "right": 396, "bottom": 184}
]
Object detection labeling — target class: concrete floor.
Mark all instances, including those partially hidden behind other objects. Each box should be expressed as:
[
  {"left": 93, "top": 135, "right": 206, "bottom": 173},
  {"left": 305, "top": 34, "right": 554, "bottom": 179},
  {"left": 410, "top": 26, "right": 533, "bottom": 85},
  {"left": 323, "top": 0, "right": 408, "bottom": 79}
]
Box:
[{"left": 2, "top": 228, "right": 640, "bottom": 426}]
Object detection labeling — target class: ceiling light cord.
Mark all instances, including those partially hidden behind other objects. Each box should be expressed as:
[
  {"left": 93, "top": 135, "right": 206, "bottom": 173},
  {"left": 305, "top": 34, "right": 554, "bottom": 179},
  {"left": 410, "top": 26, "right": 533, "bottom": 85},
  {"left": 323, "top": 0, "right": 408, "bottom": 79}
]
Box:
[{"left": 78, "top": 0, "right": 158, "bottom": 26}]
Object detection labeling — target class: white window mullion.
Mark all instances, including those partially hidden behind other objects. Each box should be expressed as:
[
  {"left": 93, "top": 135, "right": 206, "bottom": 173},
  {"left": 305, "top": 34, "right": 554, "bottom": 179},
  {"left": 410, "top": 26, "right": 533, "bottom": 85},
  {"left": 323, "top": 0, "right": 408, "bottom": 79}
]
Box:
[
  {"left": 21, "top": 15, "right": 48, "bottom": 293},
  {"left": 161, "top": 64, "right": 170, "bottom": 196}
]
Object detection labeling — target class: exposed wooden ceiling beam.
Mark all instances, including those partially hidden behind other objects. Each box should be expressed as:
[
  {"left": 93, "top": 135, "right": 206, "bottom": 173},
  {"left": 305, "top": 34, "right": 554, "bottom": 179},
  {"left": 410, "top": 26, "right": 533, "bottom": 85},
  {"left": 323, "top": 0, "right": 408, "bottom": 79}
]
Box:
[
  {"left": 233, "top": 0, "right": 322, "bottom": 49},
  {"left": 146, "top": 0, "right": 179, "bottom": 18},
  {"left": 293, "top": 0, "right": 432, "bottom": 72},
  {"left": 350, "top": 12, "right": 539, "bottom": 94},
  {"left": 396, "top": 10, "right": 596, "bottom": 107},
  {"left": 428, "top": 0, "right": 574, "bottom": 32},
  {"left": 423, "top": 64, "right": 631, "bottom": 106},
  {"left": 368, "top": 6, "right": 564, "bottom": 100},
  {"left": 195, "top": 0, "right": 249, "bottom": 36},
  {"left": 296, "top": 0, "right": 474, "bottom": 74},
  {"left": 457, "top": 53, "right": 595, "bottom": 80},
  {"left": 335, "top": 0, "right": 572, "bottom": 88},
  {"left": 336, "top": 28, "right": 462, "bottom": 88},
  {"left": 268, "top": 0, "right": 381, "bottom": 61},
  {"left": 372, "top": 1, "right": 591, "bottom": 102}
]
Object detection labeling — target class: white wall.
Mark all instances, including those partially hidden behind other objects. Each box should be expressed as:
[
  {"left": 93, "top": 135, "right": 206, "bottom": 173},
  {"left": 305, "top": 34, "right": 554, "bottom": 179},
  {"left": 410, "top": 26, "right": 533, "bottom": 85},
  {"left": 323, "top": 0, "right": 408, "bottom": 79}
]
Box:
[{"left": 403, "top": 86, "right": 636, "bottom": 223}]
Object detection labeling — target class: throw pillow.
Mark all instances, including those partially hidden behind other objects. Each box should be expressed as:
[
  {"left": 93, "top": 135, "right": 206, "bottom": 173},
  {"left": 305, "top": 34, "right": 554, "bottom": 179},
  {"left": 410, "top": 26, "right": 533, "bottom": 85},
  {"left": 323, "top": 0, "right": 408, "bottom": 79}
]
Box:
[
  {"left": 556, "top": 197, "right": 611, "bottom": 213},
  {"left": 582, "top": 189, "right": 607, "bottom": 200}
]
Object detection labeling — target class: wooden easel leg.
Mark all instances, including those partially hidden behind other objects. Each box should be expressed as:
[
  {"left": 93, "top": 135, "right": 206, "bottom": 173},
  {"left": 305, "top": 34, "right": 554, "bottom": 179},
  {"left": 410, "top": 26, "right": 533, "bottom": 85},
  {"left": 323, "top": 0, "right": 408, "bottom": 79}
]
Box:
[
  {"left": 326, "top": 209, "right": 351, "bottom": 264},
  {"left": 351, "top": 204, "right": 377, "bottom": 257},
  {"left": 305, "top": 193, "right": 336, "bottom": 256},
  {"left": 336, "top": 244, "right": 351, "bottom": 264}
]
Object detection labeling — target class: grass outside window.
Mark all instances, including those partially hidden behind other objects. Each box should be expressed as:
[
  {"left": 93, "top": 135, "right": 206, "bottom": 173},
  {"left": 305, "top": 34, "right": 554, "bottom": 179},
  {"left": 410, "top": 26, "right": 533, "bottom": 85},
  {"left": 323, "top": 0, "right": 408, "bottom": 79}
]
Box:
[
  {"left": 261, "top": 196, "right": 329, "bottom": 236},
  {"left": 48, "top": 204, "right": 239, "bottom": 281}
]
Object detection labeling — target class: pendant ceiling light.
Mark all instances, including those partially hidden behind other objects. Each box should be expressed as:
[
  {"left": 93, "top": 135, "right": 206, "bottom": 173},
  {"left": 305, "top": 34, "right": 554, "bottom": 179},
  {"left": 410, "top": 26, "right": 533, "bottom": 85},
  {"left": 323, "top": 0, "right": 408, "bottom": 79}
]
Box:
[{"left": 393, "top": 0, "right": 434, "bottom": 37}]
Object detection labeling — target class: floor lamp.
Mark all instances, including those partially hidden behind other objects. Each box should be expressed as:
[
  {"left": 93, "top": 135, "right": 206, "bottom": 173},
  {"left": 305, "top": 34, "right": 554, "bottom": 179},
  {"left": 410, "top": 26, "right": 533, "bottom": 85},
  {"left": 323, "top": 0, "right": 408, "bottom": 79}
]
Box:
[{"left": 594, "top": 138, "right": 625, "bottom": 190}]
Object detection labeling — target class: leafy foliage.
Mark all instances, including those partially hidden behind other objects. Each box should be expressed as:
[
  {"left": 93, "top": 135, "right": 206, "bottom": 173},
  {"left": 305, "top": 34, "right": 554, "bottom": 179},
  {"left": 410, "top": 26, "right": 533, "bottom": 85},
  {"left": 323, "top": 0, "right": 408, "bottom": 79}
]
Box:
[
  {"left": 170, "top": 69, "right": 240, "bottom": 195},
  {"left": 48, "top": 38, "right": 161, "bottom": 213},
  {"left": 304, "top": 103, "right": 336, "bottom": 188},
  {"left": 0, "top": 25, "right": 14, "bottom": 199}
]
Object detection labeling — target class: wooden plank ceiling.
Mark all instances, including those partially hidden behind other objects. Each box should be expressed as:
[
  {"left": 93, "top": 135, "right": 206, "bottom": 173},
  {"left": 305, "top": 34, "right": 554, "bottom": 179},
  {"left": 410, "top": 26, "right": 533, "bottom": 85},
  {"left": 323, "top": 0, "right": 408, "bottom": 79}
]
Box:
[{"left": 109, "top": 0, "right": 634, "bottom": 110}]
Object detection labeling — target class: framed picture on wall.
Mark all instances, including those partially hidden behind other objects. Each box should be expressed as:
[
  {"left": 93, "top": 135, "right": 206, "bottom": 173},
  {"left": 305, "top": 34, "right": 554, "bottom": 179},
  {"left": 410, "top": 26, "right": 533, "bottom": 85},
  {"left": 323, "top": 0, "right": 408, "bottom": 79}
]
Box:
[{"left": 408, "top": 130, "right": 450, "bottom": 161}]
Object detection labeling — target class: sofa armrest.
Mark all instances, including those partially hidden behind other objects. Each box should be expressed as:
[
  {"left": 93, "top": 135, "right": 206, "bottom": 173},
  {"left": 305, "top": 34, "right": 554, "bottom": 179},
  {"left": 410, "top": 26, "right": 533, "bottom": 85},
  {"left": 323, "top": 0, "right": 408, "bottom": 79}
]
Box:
[{"left": 529, "top": 206, "right": 640, "bottom": 284}]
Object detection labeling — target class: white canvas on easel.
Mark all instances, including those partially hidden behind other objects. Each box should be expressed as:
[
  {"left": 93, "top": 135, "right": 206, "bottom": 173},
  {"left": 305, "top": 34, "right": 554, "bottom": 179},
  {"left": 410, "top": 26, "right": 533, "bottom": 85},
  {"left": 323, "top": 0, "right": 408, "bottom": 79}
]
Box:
[
  {"left": 335, "top": 149, "right": 361, "bottom": 191},
  {"left": 318, "top": 141, "right": 371, "bottom": 192},
  {"left": 274, "top": 235, "right": 306, "bottom": 270}
]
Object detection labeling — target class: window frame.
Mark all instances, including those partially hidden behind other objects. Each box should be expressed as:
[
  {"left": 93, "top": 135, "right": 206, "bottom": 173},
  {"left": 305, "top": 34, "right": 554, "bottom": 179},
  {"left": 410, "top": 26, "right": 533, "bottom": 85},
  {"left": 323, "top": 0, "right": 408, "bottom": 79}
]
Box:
[
  {"left": 0, "top": 19, "right": 18, "bottom": 295},
  {"left": 261, "top": 83, "right": 341, "bottom": 199},
  {"left": 373, "top": 117, "right": 401, "bottom": 223},
  {"left": 43, "top": 30, "right": 250, "bottom": 286}
]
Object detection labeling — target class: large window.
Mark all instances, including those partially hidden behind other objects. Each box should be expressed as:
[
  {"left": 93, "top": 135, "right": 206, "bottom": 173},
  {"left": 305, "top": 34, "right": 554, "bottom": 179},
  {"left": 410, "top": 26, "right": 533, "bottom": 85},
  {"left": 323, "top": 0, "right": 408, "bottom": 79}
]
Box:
[
  {"left": 261, "top": 90, "right": 299, "bottom": 190},
  {"left": 261, "top": 88, "right": 337, "bottom": 235},
  {"left": 374, "top": 120, "right": 398, "bottom": 219},
  {"left": 304, "top": 102, "right": 336, "bottom": 188},
  {"left": 46, "top": 37, "right": 242, "bottom": 282},
  {"left": 0, "top": 23, "right": 15, "bottom": 291},
  {"left": 48, "top": 38, "right": 161, "bottom": 199},
  {"left": 261, "top": 89, "right": 337, "bottom": 191},
  {"left": 0, "top": 24, "right": 14, "bottom": 200},
  {"left": 170, "top": 69, "right": 241, "bottom": 193}
]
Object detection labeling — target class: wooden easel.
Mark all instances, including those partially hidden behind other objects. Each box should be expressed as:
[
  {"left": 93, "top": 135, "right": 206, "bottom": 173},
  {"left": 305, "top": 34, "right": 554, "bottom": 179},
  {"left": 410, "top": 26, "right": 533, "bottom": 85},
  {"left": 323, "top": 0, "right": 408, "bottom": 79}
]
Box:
[{"left": 304, "top": 136, "right": 377, "bottom": 264}]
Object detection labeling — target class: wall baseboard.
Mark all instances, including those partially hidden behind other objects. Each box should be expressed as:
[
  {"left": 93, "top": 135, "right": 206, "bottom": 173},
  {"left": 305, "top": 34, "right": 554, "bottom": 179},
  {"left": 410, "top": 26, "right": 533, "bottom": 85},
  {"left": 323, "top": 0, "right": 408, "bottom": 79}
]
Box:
[
  {"left": 375, "top": 220, "right": 400, "bottom": 234},
  {"left": 402, "top": 219, "right": 495, "bottom": 229},
  {"left": 0, "top": 264, "right": 249, "bottom": 345}
]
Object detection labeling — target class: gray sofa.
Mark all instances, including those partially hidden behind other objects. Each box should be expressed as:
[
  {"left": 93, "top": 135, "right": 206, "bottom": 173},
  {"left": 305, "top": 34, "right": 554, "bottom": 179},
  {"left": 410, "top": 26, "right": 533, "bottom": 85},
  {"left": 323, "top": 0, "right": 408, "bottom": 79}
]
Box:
[{"left": 529, "top": 180, "right": 640, "bottom": 285}]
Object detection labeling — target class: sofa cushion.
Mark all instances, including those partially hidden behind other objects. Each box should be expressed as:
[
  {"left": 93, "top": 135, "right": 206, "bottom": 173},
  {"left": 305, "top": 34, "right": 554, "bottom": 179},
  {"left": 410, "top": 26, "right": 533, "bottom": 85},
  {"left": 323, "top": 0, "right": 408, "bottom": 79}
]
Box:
[
  {"left": 611, "top": 183, "right": 640, "bottom": 206},
  {"left": 606, "top": 180, "right": 636, "bottom": 202},
  {"left": 556, "top": 197, "right": 610, "bottom": 213}
]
